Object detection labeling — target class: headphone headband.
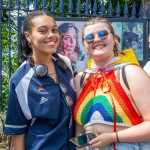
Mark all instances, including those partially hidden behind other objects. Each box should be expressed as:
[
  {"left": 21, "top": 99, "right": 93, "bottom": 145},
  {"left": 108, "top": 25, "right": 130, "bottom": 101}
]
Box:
[{"left": 28, "top": 53, "right": 67, "bottom": 78}]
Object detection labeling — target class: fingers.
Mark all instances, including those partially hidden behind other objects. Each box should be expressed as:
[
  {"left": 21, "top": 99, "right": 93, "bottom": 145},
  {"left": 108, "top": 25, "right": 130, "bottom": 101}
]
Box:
[{"left": 88, "top": 136, "right": 100, "bottom": 145}]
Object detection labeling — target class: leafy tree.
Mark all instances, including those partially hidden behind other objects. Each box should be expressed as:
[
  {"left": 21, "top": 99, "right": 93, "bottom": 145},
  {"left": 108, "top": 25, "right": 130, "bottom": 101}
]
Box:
[
  {"left": 105, "top": 0, "right": 142, "bottom": 17},
  {"left": 0, "top": 9, "right": 19, "bottom": 113}
]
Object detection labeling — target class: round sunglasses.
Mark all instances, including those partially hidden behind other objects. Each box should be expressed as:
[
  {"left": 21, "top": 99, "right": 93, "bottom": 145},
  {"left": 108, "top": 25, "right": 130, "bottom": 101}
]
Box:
[{"left": 84, "top": 30, "right": 111, "bottom": 44}]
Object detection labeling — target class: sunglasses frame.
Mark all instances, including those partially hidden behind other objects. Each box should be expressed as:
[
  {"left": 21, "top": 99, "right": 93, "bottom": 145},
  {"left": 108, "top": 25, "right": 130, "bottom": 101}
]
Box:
[{"left": 84, "top": 30, "right": 111, "bottom": 44}]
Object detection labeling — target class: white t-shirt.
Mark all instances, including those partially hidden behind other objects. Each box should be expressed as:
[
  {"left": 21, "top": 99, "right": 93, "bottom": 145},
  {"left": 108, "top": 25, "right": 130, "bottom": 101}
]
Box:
[{"left": 143, "top": 61, "right": 150, "bottom": 75}]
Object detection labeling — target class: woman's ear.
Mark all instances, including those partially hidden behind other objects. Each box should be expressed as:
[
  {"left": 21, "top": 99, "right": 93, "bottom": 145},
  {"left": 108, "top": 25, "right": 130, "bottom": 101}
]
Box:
[
  {"left": 24, "top": 31, "right": 31, "bottom": 43},
  {"left": 83, "top": 39, "right": 86, "bottom": 46}
]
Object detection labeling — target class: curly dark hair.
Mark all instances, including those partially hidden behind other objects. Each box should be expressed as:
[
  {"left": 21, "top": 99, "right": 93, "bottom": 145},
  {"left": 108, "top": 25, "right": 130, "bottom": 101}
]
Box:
[
  {"left": 19, "top": 11, "right": 53, "bottom": 63},
  {"left": 57, "top": 23, "right": 81, "bottom": 56}
]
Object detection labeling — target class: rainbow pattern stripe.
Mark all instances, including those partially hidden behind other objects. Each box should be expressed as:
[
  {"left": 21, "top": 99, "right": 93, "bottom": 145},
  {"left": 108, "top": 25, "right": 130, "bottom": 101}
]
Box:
[
  {"left": 74, "top": 71, "right": 142, "bottom": 126},
  {"left": 38, "top": 87, "right": 46, "bottom": 92}
]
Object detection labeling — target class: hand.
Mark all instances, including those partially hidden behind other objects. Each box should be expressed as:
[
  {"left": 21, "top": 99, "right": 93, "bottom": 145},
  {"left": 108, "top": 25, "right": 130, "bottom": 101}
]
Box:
[{"left": 88, "top": 132, "right": 116, "bottom": 149}]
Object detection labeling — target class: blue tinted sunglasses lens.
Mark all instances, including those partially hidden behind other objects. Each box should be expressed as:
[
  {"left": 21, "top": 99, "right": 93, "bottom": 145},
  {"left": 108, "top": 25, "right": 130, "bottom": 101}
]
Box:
[
  {"left": 85, "top": 34, "right": 94, "bottom": 40},
  {"left": 98, "top": 30, "right": 108, "bottom": 38}
]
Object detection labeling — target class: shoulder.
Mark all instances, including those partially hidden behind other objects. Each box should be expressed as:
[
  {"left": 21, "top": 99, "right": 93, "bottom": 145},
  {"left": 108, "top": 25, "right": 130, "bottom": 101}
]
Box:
[
  {"left": 74, "top": 71, "right": 91, "bottom": 96},
  {"left": 123, "top": 64, "right": 146, "bottom": 78},
  {"left": 10, "top": 62, "right": 33, "bottom": 86},
  {"left": 74, "top": 72, "right": 84, "bottom": 84},
  {"left": 123, "top": 64, "right": 150, "bottom": 88},
  {"left": 124, "top": 64, "right": 144, "bottom": 74},
  {"left": 58, "top": 53, "right": 70, "bottom": 62},
  {"left": 74, "top": 71, "right": 90, "bottom": 83},
  {"left": 74, "top": 72, "right": 84, "bottom": 97},
  {"left": 58, "top": 53, "right": 74, "bottom": 75}
]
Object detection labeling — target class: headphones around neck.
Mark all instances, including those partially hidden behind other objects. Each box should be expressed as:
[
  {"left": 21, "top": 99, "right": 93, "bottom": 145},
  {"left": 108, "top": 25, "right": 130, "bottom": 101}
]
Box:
[{"left": 28, "top": 53, "right": 67, "bottom": 78}]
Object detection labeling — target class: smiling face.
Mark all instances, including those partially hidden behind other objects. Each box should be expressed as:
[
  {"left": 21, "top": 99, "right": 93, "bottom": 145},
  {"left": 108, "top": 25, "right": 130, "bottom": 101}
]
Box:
[
  {"left": 63, "top": 27, "right": 77, "bottom": 53},
  {"left": 83, "top": 22, "right": 115, "bottom": 63},
  {"left": 24, "top": 15, "right": 59, "bottom": 56}
]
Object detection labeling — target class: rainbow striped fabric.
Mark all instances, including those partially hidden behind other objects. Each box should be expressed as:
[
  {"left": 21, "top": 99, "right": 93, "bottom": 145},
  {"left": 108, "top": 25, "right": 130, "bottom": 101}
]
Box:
[{"left": 74, "top": 67, "right": 142, "bottom": 126}]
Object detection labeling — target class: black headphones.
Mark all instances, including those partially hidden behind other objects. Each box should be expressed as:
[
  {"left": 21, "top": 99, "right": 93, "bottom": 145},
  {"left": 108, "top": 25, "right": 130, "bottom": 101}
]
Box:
[{"left": 28, "top": 53, "right": 67, "bottom": 78}]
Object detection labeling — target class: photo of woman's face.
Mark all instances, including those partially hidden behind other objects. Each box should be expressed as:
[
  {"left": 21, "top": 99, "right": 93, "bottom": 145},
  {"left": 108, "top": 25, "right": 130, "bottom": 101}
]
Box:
[{"left": 63, "top": 27, "right": 77, "bottom": 51}]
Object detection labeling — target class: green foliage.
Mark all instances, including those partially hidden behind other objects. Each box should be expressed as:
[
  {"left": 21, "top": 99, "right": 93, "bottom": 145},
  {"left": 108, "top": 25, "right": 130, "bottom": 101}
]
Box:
[{"left": 0, "top": 11, "right": 18, "bottom": 113}]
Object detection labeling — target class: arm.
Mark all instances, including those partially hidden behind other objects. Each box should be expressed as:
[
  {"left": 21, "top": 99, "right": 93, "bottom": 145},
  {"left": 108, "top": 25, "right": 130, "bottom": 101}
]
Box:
[
  {"left": 117, "top": 65, "right": 150, "bottom": 142},
  {"left": 12, "top": 134, "right": 25, "bottom": 150},
  {"left": 74, "top": 72, "right": 90, "bottom": 97},
  {"left": 74, "top": 72, "right": 83, "bottom": 97},
  {"left": 74, "top": 73, "right": 86, "bottom": 150},
  {"left": 89, "top": 65, "right": 150, "bottom": 148},
  {"left": 4, "top": 78, "right": 27, "bottom": 148}
]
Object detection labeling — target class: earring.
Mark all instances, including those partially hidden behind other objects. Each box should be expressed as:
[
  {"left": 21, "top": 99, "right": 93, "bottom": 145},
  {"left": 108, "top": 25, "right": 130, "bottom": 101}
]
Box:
[{"left": 28, "top": 42, "right": 32, "bottom": 48}]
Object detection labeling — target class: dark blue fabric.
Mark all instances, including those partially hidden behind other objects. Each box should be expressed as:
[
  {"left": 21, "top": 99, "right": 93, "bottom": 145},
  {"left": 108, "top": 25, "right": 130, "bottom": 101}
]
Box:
[{"left": 4, "top": 60, "right": 76, "bottom": 150}]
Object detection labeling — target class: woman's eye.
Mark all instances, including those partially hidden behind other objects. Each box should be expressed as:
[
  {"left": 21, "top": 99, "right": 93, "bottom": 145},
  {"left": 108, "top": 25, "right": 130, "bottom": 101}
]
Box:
[
  {"left": 64, "top": 37, "right": 70, "bottom": 40},
  {"left": 39, "top": 30, "right": 47, "bottom": 33},
  {"left": 52, "top": 29, "right": 58, "bottom": 33}
]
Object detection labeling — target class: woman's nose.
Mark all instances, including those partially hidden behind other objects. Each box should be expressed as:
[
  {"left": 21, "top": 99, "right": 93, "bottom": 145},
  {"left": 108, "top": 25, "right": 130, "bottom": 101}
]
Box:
[
  {"left": 47, "top": 31, "right": 54, "bottom": 38},
  {"left": 69, "top": 37, "right": 73, "bottom": 43},
  {"left": 94, "top": 34, "right": 102, "bottom": 42}
]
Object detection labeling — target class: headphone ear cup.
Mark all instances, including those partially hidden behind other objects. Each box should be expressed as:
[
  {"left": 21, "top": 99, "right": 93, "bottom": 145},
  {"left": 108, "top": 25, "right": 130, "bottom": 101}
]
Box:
[{"left": 34, "top": 64, "right": 48, "bottom": 78}]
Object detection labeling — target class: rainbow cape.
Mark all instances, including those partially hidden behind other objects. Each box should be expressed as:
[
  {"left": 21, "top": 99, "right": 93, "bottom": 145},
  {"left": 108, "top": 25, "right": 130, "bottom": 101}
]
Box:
[{"left": 74, "top": 50, "right": 142, "bottom": 126}]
